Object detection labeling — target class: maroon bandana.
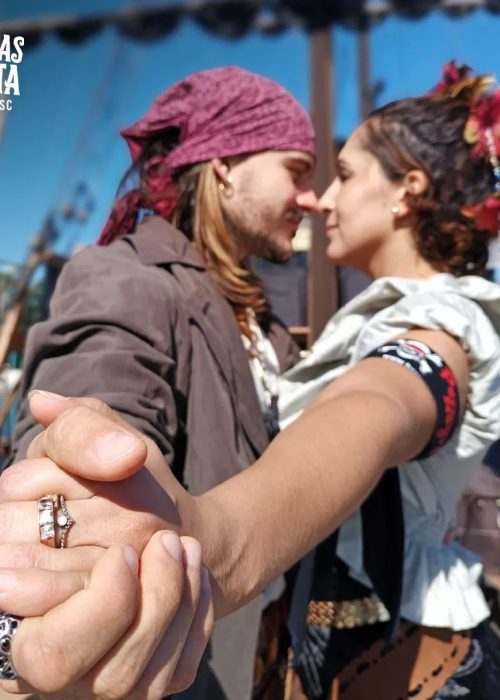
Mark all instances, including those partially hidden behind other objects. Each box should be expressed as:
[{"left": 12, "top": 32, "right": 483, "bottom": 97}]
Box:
[{"left": 97, "top": 66, "right": 315, "bottom": 245}]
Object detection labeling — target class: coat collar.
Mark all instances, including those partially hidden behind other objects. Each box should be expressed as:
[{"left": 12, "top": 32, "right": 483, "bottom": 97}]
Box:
[{"left": 125, "top": 216, "right": 205, "bottom": 269}]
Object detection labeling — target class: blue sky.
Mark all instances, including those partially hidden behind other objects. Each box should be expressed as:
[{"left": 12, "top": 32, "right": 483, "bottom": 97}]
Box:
[{"left": 0, "top": 1, "right": 499, "bottom": 265}]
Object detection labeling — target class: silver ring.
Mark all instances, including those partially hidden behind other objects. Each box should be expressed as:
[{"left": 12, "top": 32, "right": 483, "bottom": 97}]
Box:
[
  {"left": 55, "top": 495, "right": 75, "bottom": 548},
  {"left": 0, "top": 611, "right": 21, "bottom": 680}
]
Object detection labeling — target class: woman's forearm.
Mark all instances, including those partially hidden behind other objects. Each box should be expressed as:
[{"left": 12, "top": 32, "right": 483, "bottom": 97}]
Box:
[
  {"left": 180, "top": 388, "right": 428, "bottom": 618},
  {"left": 12, "top": 374, "right": 435, "bottom": 620}
]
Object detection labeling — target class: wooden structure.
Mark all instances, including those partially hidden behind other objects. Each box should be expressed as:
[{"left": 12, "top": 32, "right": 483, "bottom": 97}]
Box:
[{"left": 1, "top": 0, "right": 496, "bottom": 344}]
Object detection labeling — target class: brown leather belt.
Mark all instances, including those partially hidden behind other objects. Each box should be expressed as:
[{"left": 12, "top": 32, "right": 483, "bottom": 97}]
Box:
[{"left": 285, "top": 621, "right": 472, "bottom": 700}]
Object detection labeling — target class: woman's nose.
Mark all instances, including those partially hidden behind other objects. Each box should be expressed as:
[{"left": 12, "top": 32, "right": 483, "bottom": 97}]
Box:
[{"left": 317, "top": 179, "right": 339, "bottom": 214}]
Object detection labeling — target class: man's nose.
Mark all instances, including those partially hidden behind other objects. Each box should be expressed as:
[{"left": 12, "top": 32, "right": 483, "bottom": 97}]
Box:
[{"left": 296, "top": 185, "right": 319, "bottom": 212}]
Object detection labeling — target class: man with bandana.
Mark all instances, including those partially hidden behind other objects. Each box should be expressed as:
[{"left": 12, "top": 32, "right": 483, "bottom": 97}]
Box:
[{"left": 9, "top": 66, "right": 317, "bottom": 699}]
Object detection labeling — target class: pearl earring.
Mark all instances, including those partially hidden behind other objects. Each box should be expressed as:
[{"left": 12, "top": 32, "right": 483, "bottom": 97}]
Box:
[{"left": 391, "top": 206, "right": 400, "bottom": 215}]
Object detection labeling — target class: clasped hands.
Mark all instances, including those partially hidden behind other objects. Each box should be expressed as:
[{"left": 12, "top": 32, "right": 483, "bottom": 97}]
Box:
[{"left": 0, "top": 391, "right": 214, "bottom": 700}]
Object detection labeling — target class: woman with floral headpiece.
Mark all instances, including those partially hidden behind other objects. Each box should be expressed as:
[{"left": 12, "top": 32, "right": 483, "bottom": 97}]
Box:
[{"left": 1, "top": 62, "right": 500, "bottom": 699}]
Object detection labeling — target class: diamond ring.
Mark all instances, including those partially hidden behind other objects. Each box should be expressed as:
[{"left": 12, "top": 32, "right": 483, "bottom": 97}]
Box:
[{"left": 38, "top": 494, "right": 75, "bottom": 548}]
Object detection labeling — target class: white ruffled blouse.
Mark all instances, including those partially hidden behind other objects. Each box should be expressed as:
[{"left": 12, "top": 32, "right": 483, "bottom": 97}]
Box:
[{"left": 279, "top": 273, "right": 500, "bottom": 630}]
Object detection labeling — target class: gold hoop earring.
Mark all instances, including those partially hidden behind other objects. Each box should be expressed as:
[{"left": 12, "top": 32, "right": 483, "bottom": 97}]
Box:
[
  {"left": 391, "top": 206, "right": 400, "bottom": 215},
  {"left": 218, "top": 175, "right": 234, "bottom": 195}
]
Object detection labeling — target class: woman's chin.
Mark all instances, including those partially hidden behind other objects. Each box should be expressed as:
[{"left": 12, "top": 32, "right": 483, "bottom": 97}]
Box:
[{"left": 325, "top": 241, "right": 343, "bottom": 263}]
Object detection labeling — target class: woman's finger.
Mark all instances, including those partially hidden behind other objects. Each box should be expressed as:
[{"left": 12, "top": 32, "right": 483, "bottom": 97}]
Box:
[
  {"left": 131, "top": 537, "right": 205, "bottom": 697},
  {"left": 144, "top": 561, "right": 214, "bottom": 697},
  {"left": 0, "top": 500, "right": 90, "bottom": 549},
  {"left": 0, "top": 458, "right": 95, "bottom": 503},
  {"left": 0, "top": 567, "right": 89, "bottom": 616},
  {"left": 0, "top": 542, "right": 102, "bottom": 573},
  {"left": 0, "top": 545, "right": 140, "bottom": 695},
  {"left": 0, "top": 484, "right": 178, "bottom": 552},
  {"left": 89, "top": 531, "right": 188, "bottom": 699}
]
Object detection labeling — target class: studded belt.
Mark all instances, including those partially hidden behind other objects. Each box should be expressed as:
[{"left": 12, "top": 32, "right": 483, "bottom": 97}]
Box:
[{"left": 306, "top": 596, "right": 390, "bottom": 629}]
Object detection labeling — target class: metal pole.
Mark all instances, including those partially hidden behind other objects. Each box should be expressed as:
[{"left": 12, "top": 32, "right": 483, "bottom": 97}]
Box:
[
  {"left": 358, "top": 14, "right": 372, "bottom": 120},
  {"left": 308, "top": 28, "right": 338, "bottom": 343}
]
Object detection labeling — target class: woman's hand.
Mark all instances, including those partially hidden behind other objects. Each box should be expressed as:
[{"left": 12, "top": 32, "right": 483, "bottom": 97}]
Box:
[
  {"left": 0, "top": 532, "right": 213, "bottom": 699},
  {"left": 0, "top": 456, "right": 180, "bottom": 552},
  {"left": 0, "top": 391, "right": 193, "bottom": 555}
]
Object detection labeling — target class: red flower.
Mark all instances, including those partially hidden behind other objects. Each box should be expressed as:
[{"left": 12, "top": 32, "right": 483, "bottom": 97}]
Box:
[
  {"left": 431, "top": 60, "right": 494, "bottom": 103},
  {"left": 434, "top": 61, "right": 500, "bottom": 233},
  {"left": 433, "top": 61, "right": 471, "bottom": 94},
  {"left": 462, "top": 193, "right": 500, "bottom": 233},
  {"left": 466, "top": 91, "right": 500, "bottom": 159}
]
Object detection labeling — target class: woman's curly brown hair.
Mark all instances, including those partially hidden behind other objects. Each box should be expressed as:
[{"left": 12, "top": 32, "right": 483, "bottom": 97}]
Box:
[{"left": 361, "top": 96, "right": 495, "bottom": 276}]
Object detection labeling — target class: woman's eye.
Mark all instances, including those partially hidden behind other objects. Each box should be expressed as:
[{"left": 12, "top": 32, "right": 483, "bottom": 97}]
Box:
[{"left": 338, "top": 171, "right": 349, "bottom": 182}]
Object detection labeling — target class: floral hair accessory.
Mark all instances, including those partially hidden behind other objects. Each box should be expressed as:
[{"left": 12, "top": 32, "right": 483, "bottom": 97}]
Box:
[
  {"left": 430, "top": 61, "right": 500, "bottom": 168},
  {"left": 432, "top": 60, "right": 495, "bottom": 101},
  {"left": 432, "top": 61, "right": 500, "bottom": 235},
  {"left": 463, "top": 88, "right": 500, "bottom": 162},
  {"left": 461, "top": 193, "right": 500, "bottom": 233},
  {"left": 463, "top": 96, "right": 500, "bottom": 235}
]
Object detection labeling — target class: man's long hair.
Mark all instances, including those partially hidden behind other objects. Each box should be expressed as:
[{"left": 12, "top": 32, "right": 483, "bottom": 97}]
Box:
[{"left": 118, "top": 130, "right": 269, "bottom": 336}]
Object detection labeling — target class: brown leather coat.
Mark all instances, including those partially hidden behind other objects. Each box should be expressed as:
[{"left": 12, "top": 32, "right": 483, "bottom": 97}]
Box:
[{"left": 11, "top": 216, "right": 300, "bottom": 699}]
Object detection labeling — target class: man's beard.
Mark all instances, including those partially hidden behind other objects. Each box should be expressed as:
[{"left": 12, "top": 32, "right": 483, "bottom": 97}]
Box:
[
  {"left": 235, "top": 225, "right": 292, "bottom": 264},
  {"left": 225, "top": 207, "right": 294, "bottom": 264}
]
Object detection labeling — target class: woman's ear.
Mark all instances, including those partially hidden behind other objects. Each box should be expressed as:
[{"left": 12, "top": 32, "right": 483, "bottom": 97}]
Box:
[
  {"left": 393, "top": 169, "right": 429, "bottom": 217},
  {"left": 403, "top": 169, "right": 429, "bottom": 198}
]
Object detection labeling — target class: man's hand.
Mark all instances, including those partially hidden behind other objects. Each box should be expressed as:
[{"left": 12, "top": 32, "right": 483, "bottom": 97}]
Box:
[
  {"left": 0, "top": 391, "right": 214, "bottom": 697},
  {"left": 0, "top": 533, "right": 213, "bottom": 699}
]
